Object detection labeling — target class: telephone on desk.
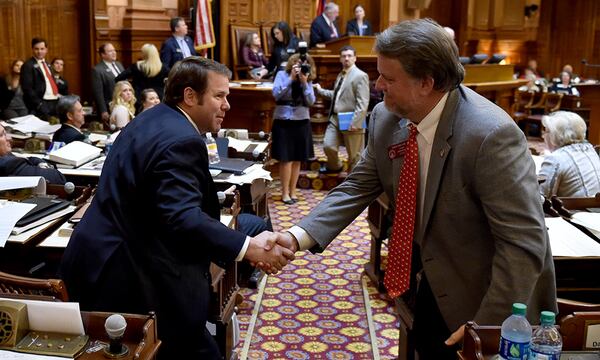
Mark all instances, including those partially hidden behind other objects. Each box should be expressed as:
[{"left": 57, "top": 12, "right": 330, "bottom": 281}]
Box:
[{"left": 0, "top": 300, "right": 88, "bottom": 357}]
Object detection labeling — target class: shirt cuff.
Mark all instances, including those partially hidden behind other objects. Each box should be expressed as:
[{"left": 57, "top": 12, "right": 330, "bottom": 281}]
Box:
[
  {"left": 235, "top": 236, "right": 251, "bottom": 261},
  {"left": 287, "top": 226, "right": 317, "bottom": 251}
]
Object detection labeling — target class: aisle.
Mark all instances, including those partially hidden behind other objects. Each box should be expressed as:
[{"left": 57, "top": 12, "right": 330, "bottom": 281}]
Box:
[{"left": 235, "top": 185, "right": 400, "bottom": 359}]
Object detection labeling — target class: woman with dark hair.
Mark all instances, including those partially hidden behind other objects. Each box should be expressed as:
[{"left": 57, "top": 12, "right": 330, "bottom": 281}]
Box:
[
  {"left": 2, "top": 59, "right": 28, "bottom": 119},
  {"left": 241, "top": 32, "right": 268, "bottom": 79},
  {"left": 346, "top": 4, "right": 373, "bottom": 36},
  {"left": 271, "top": 53, "right": 316, "bottom": 204},
  {"left": 139, "top": 88, "right": 161, "bottom": 113},
  {"left": 267, "top": 21, "right": 300, "bottom": 76}
]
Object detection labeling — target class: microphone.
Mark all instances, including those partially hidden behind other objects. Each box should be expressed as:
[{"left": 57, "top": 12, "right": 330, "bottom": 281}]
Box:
[
  {"left": 252, "top": 148, "right": 260, "bottom": 160},
  {"left": 258, "top": 131, "right": 265, "bottom": 139},
  {"left": 104, "top": 314, "right": 129, "bottom": 357},
  {"left": 581, "top": 59, "right": 600, "bottom": 67},
  {"left": 63, "top": 182, "right": 75, "bottom": 195},
  {"left": 109, "top": 123, "right": 116, "bottom": 132}
]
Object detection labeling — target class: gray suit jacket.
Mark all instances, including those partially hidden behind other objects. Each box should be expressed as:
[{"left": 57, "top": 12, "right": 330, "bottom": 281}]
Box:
[
  {"left": 91, "top": 61, "right": 124, "bottom": 115},
  {"left": 318, "top": 65, "right": 370, "bottom": 130},
  {"left": 298, "top": 86, "right": 557, "bottom": 329}
]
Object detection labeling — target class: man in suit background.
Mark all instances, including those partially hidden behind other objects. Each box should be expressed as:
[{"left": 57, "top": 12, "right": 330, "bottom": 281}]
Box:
[
  {"left": 53, "top": 95, "right": 86, "bottom": 144},
  {"left": 59, "top": 57, "right": 293, "bottom": 359},
  {"left": 309, "top": 2, "right": 340, "bottom": 47},
  {"left": 0, "top": 124, "right": 66, "bottom": 184},
  {"left": 21, "top": 38, "right": 60, "bottom": 119},
  {"left": 275, "top": 19, "right": 557, "bottom": 358},
  {"left": 160, "top": 17, "right": 198, "bottom": 70},
  {"left": 315, "top": 45, "right": 369, "bottom": 172},
  {"left": 91, "top": 43, "right": 123, "bottom": 125}
]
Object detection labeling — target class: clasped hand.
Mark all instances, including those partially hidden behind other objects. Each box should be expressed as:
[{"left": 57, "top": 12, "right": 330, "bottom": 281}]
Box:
[{"left": 244, "top": 231, "right": 299, "bottom": 274}]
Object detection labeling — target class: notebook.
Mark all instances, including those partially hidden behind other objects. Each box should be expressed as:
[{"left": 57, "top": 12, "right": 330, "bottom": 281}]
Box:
[
  {"left": 15, "top": 197, "right": 71, "bottom": 227},
  {"left": 209, "top": 158, "right": 254, "bottom": 175}
]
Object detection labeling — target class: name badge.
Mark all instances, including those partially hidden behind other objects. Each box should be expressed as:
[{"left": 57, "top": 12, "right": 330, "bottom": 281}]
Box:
[
  {"left": 176, "top": 48, "right": 182, "bottom": 53},
  {"left": 388, "top": 141, "right": 406, "bottom": 159}
]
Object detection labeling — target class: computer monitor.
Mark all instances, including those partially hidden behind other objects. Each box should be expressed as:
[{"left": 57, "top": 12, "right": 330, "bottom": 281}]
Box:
[
  {"left": 469, "top": 54, "right": 489, "bottom": 64},
  {"left": 487, "top": 53, "right": 506, "bottom": 64}
]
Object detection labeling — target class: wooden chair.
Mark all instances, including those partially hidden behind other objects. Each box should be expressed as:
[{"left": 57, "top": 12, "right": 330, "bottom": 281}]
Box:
[
  {"left": 551, "top": 193, "right": 600, "bottom": 214},
  {"left": 230, "top": 24, "right": 261, "bottom": 80},
  {"left": 560, "top": 311, "right": 600, "bottom": 350},
  {"left": 558, "top": 298, "right": 600, "bottom": 323},
  {"left": 510, "top": 90, "right": 536, "bottom": 122},
  {"left": 520, "top": 92, "right": 564, "bottom": 137},
  {"left": 295, "top": 26, "right": 311, "bottom": 42},
  {"left": 261, "top": 27, "right": 273, "bottom": 57},
  {"left": 0, "top": 270, "right": 69, "bottom": 301}
]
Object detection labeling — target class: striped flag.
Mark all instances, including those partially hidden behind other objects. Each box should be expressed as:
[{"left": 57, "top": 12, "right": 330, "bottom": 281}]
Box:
[
  {"left": 194, "top": 0, "right": 216, "bottom": 49},
  {"left": 316, "top": 0, "right": 326, "bottom": 16}
]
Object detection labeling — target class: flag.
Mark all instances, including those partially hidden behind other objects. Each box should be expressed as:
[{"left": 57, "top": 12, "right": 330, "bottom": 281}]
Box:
[
  {"left": 316, "top": 0, "right": 326, "bottom": 16},
  {"left": 194, "top": 0, "right": 216, "bottom": 49}
]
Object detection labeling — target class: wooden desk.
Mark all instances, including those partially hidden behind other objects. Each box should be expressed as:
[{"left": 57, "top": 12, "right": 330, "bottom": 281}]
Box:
[
  {"left": 226, "top": 83, "right": 275, "bottom": 132},
  {"left": 322, "top": 35, "right": 376, "bottom": 56},
  {"left": 574, "top": 83, "right": 600, "bottom": 145},
  {"left": 463, "top": 64, "right": 528, "bottom": 113}
]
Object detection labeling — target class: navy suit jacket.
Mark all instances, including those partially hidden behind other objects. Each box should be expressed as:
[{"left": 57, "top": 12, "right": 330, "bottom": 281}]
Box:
[
  {"left": 59, "top": 103, "right": 246, "bottom": 356},
  {"left": 160, "top": 36, "right": 198, "bottom": 70},
  {"left": 345, "top": 19, "right": 373, "bottom": 36},
  {"left": 0, "top": 154, "right": 65, "bottom": 184},
  {"left": 21, "top": 57, "right": 49, "bottom": 113},
  {"left": 52, "top": 124, "right": 85, "bottom": 144},
  {"left": 310, "top": 15, "right": 340, "bottom": 47}
]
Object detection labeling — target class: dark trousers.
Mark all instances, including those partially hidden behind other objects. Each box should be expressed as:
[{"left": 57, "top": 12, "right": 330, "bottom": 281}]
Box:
[{"left": 413, "top": 273, "right": 460, "bottom": 359}]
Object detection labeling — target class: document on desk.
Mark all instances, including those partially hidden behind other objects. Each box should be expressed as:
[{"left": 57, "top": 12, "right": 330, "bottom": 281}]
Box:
[
  {"left": 0, "top": 176, "right": 46, "bottom": 194},
  {"left": 0, "top": 350, "right": 72, "bottom": 360},
  {"left": 570, "top": 212, "right": 600, "bottom": 238},
  {"left": 0, "top": 297, "right": 85, "bottom": 335},
  {"left": 10, "top": 205, "right": 76, "bottom": 236},
  {"left": 227, "top": 137, "right": 269, "bottom": 154},
  {"left": 0, "top": 201, "right": 36, "bottom": 247},
  {"left": 545, "top": 217, "right": 600, "bottom": 257},
  {"left": 214, "top": 164, "right": 272, "bottom": 185}
]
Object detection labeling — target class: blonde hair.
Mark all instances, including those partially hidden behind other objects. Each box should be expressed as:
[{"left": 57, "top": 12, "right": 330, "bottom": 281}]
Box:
[
  {"left": 542, "top": 110, "right": 587, "bottom": 148},
  {"left": 137, "top": 44, "right": 162, "bottom": 78},
  {"left": 110, "top": 80, "right": 137, "bottom": 114}
]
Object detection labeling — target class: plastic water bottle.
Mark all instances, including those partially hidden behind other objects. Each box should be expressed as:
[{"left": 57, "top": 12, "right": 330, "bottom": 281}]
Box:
[
  {"left": 530, "top": 311, "right": 562, "bottom": 360},
  {"left": 205, "top": 132, "right": 220, "bottom": 164},
  {"left": 498, "top": 303, "right": 532, "bottom": 360}
]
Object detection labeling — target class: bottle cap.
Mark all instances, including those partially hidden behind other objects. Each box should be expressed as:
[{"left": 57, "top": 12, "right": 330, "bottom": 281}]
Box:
[
  {"left": 540, "top": 311, "right": 555, "bottom": 324},
  {"left": 206, "top": 132, "right": 213, "bottom": 139},
  {"left": 512, "top": 303, "right": 527, "bottom": 316}
]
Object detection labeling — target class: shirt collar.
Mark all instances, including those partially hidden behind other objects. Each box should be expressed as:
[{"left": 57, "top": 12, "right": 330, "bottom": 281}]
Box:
[
  {"left": 174, "top": 35, "right": 185, "bottom": 41},
  {"left": 322, "top": 14, "right": 334, "bottom": 27},
  {"left": 410, "top": 92, "right": 449, "bottom": 145},
  {"left": 65, "top": 123, "right": 83, "bottom": 133},
  {"left": 103, "top": 60, "right": 116, "bottom": 67},
  {"left": 176, "top": 105, "right": 201, "bottom": 135}
]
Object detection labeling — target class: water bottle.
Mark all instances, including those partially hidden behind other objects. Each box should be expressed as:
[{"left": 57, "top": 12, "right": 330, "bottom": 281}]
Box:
[
  {"left": 530, "top": 311, "right": 562, "bottom": 360},
  {"left": 205, "top": 132, "right": 220, "bottom": 164},
  {"left": 498, "top": 303, "right": 532, "bottom": 360}
]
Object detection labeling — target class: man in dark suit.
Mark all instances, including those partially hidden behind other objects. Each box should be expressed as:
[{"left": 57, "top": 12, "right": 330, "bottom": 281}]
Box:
[
  {"left": 310, "top": 2, "right": 340, "bottom": 47},
  {"left": 91, "top": 43, "right": 124, "bottom": 125},
  {"left": 59, "top": 57, "right": 293, "bottom": 359},
  {"left": 20, "top": 38, "right": 60, "bottom": 119},
  {"left": 53, "top": 95, "right": 86, "bottom": 144},
  {"left": 160, "top": 17, "right": 198, "bottom": 70},
  {"left": 0, "top": 124, "right": 66, "bottom": 184},
  {"left": 275, "top": 19, "right": 557, "bottom": 359}
]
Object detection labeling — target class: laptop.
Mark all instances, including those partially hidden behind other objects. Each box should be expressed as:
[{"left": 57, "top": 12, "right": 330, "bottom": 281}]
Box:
[
  {"left": 209, "top": 158, "right": 254, "bottom": 175},
  {"left": 15, "top": 197, "right": 71, "bottom": 227}
]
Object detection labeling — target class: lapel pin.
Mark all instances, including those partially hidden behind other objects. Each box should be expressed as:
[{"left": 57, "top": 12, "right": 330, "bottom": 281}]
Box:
[{"left": 440, "top": 149, "right": 445, "bottom": 157}]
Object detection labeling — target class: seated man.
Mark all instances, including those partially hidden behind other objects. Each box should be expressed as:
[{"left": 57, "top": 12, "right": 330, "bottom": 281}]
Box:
[
  {"left": 0, "top": 124, "right": 66, "bottom": 184},
  {"left": 53, "top": 95, "right": 86, "bottom": 144}
]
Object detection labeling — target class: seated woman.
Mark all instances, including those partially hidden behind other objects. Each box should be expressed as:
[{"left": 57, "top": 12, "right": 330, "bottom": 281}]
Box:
[
  {"left": 2, "top": 59, "right": 28, "bottom": 119},
  {"left": 267, "top": 22, "right": 299, "bottom": 76},
  {"left": 518, "top": 68, "right": 541, "bottom": 92},
  {"left": 109, "top": 81, "right": 136, "bottom": 130},
  {"left": 346, "top": 4, "right": 373, "bottom": 36},
  {"left": 539, "top": 111, "right": 600, "bottom": 198},
  {"left": 241, "top": 32, "right": 269, "bottom": 80},
  {"left": 0, "top": 124, "right": 66, "bottom": 184},
  {"left": 139, "top": 88, "right": 161, "bottom": 113},
  {"left": 550, "top": 71, "right": 580, "bottom": 96}
]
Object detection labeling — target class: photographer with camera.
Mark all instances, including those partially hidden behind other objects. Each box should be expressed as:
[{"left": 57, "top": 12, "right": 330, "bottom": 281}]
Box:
[{"left": 271, "top": 42, "right": 317, "bottom": 205}]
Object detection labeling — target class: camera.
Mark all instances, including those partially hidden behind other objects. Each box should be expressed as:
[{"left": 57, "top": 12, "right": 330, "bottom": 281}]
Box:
[
  {"left": 300, "top": 63, "right": 311, "bottom": 75},
  {"left": 297, "top": 41, "right": 310, "bottom": 76}
]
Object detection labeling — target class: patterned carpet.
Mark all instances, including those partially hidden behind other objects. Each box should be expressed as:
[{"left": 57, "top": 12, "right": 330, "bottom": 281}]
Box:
[{"left": 234, "top": 182, "right": 400, "bottom": 359}]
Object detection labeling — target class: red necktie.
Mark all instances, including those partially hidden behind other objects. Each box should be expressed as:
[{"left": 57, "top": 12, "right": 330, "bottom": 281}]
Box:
[
  {"left": 384, "top": 124, "right": 419, "bottom": 298},
  {"left": 42, "top": 62, "right": 59, "bottom": 95}
]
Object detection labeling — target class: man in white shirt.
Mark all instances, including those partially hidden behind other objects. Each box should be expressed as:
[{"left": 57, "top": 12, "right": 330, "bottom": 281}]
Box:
[
  {"left": 91, "top": 43, "right": 124, "bottom": 124},
  {"left": 272, "top": 18, "right": 557, "bottom": 359},
  {"left": 160, "top": 17, "right": 198, "bottom": 70},
  {"left": 310, "top": 2, "right": 340, "bottom": 47},
  {"left": 21, "top": 37, "right": 60, "bottom": 119}
]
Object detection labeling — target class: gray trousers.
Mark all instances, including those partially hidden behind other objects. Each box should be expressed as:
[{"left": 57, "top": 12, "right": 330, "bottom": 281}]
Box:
[{"left": 323, "top": 121, "right": 365, "bottom": 171}]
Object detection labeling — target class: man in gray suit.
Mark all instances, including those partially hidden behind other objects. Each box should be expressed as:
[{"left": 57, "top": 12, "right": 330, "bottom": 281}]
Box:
[
  {"left": 315, "top": 45, "right": 369, "bottom": 172},
  {"left": 273, "top": 19, "right": 557, "bottom": 358},
  {"left": 91, "top": 43, "right": 124, "bottom": 125}
]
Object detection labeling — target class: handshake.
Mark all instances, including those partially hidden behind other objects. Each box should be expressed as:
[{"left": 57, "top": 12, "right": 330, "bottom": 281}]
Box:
[{"left": 243, "top": 231, "right": 299, "bottom": 274}]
